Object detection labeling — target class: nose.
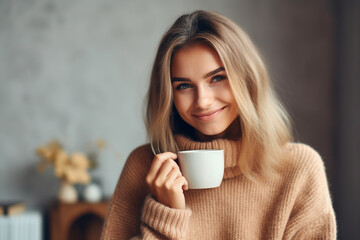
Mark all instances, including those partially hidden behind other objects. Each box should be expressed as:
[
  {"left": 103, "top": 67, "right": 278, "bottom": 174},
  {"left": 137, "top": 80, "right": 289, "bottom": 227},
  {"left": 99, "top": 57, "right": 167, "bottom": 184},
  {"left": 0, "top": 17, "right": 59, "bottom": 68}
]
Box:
[{"left": 195, "top": 84, "right": 213, "bottom": 109}]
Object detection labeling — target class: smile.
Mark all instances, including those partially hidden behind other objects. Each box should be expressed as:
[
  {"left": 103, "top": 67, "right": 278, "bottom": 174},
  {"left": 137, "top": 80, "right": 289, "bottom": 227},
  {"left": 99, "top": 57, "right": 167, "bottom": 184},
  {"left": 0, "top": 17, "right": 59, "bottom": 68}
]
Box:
[{"left": 192, "top": 106, "right": 227, "bottom": 121}]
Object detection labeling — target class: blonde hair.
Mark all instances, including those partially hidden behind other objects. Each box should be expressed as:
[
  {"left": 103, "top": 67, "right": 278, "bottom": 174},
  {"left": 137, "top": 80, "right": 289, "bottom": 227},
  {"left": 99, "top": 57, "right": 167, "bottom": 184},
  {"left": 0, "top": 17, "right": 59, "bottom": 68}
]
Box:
[{"left": 146, "top": 10, "right": 292, "bottom": 179}]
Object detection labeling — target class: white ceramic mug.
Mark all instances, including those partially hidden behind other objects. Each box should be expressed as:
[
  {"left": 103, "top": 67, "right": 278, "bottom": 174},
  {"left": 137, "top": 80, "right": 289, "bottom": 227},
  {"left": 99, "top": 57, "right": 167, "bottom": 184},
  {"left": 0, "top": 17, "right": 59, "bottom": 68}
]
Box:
[{"left": 178, "top": 149, "right": 224, "bottom": 189}]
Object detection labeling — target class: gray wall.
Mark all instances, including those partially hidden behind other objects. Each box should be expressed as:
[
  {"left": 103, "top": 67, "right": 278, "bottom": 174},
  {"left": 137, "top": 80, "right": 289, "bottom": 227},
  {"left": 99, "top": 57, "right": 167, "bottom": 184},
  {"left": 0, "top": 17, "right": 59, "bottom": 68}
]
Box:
[{"left": 1, "top": 0, "right": 357, "bottom": 238}]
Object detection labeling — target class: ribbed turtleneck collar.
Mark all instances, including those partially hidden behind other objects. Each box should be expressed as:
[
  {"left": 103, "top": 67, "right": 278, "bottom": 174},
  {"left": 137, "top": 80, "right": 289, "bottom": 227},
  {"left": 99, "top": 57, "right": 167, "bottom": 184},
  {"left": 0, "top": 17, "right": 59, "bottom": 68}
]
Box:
[{"left": 174, "top": 134, "right": 243, "bottom": 179}]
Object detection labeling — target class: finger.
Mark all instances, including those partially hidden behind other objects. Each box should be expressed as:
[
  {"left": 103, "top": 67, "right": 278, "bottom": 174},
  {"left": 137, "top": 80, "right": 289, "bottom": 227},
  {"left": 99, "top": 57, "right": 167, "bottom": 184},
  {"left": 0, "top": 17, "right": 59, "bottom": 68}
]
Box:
[
  {"left": 150, "top": 154, "right": 177, "bottom": 180},
  {"left": 156, "top": 159, "right": 179, "bottom": 183},
  {"left": 183, "top": 178, "right": 189, "bottom": 191},
  {"left": 174, "top": 176, "right": 188, "bottom": 191},
  {"left": 166, "top": 166, "right": 182, "bottom": 184},
  {"left": 146, "top": 152, "right": 177, "bottom": 184}
]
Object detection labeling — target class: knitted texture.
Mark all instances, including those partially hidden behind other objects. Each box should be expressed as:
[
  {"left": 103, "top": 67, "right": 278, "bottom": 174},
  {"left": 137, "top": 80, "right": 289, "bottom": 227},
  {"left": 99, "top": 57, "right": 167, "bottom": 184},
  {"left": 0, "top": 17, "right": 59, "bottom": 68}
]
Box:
[{"left": 101, "top": 135, "right": 337, "bottom": 239}]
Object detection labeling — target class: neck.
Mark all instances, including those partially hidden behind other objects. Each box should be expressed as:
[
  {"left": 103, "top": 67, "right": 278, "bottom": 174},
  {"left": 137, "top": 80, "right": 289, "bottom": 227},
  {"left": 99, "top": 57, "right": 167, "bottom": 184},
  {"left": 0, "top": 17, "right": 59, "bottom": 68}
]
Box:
[{"left": 195, "top": 117, "right": 241, "bottom": 142}]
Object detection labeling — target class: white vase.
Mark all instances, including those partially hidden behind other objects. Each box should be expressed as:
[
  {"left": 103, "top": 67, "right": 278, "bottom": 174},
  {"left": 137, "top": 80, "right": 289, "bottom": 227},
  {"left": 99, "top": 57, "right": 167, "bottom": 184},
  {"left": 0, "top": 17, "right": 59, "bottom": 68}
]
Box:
[
  {"left": 83, "top": 183, "right": 102, "bottom": 203},
  {"left": 58, "top": 182, "right": 78, "bottom": 203}
]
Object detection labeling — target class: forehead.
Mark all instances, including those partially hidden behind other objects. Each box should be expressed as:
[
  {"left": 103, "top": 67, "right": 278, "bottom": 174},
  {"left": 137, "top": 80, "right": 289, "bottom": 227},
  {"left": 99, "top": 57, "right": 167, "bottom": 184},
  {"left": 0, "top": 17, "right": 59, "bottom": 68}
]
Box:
[{"left": 171, "top": 43, "right": 223, "bottom": 78}]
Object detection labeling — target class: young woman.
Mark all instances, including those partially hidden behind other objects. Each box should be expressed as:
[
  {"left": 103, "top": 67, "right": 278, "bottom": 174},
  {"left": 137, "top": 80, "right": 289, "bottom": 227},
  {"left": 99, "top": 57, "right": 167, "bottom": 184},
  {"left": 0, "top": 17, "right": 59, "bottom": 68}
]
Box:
[{"left": 101, "top": 10, "right": 336, "bottom": 239}]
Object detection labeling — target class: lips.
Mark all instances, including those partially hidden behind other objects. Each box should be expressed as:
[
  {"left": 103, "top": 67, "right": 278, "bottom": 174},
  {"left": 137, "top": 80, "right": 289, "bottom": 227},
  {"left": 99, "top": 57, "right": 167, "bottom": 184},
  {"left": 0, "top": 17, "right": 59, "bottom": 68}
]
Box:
[{"left": 192, "top": 106, "right": 227, "bottom": 121}]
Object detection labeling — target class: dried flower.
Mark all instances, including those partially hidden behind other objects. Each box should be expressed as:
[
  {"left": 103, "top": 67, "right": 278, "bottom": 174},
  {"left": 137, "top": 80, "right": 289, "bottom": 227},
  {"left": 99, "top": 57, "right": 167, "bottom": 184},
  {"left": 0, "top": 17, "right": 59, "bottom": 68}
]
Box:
[{"left": 36, "top": 140, "right": 91, "bottom": 184}]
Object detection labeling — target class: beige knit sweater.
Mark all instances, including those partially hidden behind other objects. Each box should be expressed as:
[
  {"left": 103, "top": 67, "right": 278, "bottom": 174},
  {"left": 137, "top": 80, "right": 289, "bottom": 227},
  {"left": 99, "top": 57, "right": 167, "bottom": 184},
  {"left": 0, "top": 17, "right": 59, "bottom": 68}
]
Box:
[{"left": 101, "top": 135, "right": 337, "bottom": 239}]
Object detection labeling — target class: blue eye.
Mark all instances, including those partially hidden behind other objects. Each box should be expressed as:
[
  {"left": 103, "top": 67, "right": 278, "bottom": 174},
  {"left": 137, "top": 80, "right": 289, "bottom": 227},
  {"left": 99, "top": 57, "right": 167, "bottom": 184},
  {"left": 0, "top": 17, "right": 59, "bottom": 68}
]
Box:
[
  {"left": 212, "top": 75, "right": 226, "bottom": 83},
  {"left": 176, "top": 83, "right": 192, "bottom": 90}
]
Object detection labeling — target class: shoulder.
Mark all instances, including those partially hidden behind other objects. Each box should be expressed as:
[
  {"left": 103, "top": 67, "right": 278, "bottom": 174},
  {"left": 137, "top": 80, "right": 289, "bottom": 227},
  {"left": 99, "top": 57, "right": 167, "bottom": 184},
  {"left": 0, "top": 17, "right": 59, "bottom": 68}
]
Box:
[
  {"left": 277, "top": 142, "right": 331, "bottom": 198},
  {"left": 280, "top": 143, "right": 336, "bottom": 233},
  {"left": 120, "top": 144, "right": 154, "bottom": 178},
  {"left": 128, "top": 144, "right": 154, "bottom": 161},
  {"left": 283, "top": 142, "right": 325, "bottom": 174}
]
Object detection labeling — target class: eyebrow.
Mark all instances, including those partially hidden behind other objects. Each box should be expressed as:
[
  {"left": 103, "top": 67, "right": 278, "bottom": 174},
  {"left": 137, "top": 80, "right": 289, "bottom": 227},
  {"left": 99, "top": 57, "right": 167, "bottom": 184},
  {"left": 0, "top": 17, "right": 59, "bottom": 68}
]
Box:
[{"left": 171, "top": 67, "right": 225, "bottom": 82}]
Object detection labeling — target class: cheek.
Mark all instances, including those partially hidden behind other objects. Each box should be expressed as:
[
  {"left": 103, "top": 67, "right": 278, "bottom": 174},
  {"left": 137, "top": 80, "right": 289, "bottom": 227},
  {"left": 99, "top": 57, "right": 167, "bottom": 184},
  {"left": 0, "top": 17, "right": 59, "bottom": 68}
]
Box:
[
  {"left": 216, "top": 87, "right": 236, "bottom": 104},
  {"left": 173, "top": 94, "right": 192, "bottom": 116}
]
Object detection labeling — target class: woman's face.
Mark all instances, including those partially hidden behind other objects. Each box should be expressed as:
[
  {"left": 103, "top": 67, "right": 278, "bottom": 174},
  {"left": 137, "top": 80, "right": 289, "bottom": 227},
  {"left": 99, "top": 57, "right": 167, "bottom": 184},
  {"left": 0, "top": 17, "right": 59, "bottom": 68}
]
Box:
[{"left": 171, "top": 43, "right": 239, "bottom": 139}]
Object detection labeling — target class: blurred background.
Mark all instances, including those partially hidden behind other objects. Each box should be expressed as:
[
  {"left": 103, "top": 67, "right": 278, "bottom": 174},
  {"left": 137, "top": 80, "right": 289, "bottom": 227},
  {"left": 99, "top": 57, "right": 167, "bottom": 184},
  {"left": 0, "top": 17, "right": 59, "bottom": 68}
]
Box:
[{"left": 0, "top": 0, "right": 358, "bottom": 239}]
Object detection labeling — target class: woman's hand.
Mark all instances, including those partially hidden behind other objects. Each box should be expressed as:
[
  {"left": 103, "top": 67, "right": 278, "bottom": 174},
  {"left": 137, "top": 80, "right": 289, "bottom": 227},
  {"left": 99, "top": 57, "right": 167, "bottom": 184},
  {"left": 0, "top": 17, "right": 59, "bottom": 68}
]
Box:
[{"left": 146, "top": 152, "right": 188, "bottom": 209}]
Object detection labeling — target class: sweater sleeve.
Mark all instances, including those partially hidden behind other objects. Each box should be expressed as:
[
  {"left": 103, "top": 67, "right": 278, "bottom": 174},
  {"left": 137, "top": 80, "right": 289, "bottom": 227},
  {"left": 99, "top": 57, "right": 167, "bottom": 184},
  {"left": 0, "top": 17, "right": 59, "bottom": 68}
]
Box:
[
  {"left": 140, "top": 195, "right": 192, "bottom": 239},
  {"left": 101, "top": 145, "right": 192, "bottom": 240},
  {"left": 283, "top": 145, "right": 337, "bottom": 239}
]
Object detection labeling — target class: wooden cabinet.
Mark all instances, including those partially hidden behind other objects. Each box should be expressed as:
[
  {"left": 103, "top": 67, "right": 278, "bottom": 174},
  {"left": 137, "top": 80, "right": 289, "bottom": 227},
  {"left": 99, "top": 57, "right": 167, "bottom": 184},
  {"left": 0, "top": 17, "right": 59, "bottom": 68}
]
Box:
[{"left": 50, "top": 201, "right": 109, "bottom": 240}]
